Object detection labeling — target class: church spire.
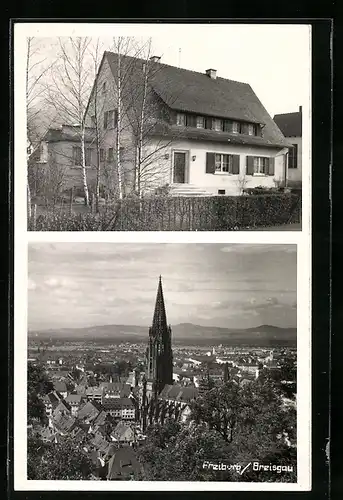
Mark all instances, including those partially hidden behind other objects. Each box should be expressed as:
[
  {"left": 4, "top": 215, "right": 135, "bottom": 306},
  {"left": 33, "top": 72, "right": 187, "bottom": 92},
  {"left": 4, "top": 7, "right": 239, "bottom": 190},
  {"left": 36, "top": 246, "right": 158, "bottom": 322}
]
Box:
[
  {"left": 146, "top": 276, "right": 173, "bottom": 395},
  {"left": 151, "top": 275, "right": 168, "bottom": 333}
]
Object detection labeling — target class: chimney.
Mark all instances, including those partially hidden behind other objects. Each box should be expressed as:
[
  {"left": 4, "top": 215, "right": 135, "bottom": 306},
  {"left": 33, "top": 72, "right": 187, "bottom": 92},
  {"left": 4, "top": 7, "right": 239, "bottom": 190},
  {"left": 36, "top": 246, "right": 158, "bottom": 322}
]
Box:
[
  {"left": 206, "top": 68, "right": 217, "bottom": 80},
  {"left": 299, "top": 105, "right": 302, "bottom": 113},
  {"left": 150, "top": 56, "right": 161, "bottom": 63}
]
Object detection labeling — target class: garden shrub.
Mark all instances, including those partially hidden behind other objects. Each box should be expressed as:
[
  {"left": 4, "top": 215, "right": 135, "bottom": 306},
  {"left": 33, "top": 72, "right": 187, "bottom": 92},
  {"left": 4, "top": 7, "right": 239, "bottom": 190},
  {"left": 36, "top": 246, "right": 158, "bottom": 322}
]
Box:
[{"left": 28, "top": 193, "right": 301, "bottom": 231}]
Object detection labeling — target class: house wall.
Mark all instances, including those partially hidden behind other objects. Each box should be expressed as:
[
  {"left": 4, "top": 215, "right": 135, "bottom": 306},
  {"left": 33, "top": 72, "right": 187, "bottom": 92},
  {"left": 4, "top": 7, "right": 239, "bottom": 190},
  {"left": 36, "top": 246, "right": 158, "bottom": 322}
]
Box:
[
  {"left": 144, "top": 138, "right": 287, "bottom": 196},
  {"left": 286, "top": 136, "right": 302, "bottom": 183},
  {"left": 47, "top": 141, "right": 98, "bottom": 194},
  {"left": 85, "top": 56, "right": 136, "bottom": 195}
]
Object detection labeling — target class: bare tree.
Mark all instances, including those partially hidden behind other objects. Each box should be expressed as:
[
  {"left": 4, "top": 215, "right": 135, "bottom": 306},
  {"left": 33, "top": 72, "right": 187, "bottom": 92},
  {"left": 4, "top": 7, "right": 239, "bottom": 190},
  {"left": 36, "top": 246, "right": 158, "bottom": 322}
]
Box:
[
  {"left": 45, "top": 37, "right": 93, "bottom": 206},
  {"left": 26, "top": 37, "right": 56, "bottom": 217},
  {"left": 236, "top": 174, "right": 249, "bottom": 195}
]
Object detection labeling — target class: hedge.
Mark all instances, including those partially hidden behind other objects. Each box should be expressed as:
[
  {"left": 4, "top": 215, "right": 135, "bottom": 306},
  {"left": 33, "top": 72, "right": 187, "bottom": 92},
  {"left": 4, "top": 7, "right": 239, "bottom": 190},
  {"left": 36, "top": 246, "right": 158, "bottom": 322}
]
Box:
[{"left": 28, "top": 193, "right": 301, "bottom": 231}]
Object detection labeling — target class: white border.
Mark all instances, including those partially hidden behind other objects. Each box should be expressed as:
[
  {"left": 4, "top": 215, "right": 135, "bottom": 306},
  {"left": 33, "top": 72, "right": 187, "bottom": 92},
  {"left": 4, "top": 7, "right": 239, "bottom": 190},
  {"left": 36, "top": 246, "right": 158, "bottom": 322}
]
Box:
[{"left": 14, "top": 22, "right": 312, "bottom": 491}]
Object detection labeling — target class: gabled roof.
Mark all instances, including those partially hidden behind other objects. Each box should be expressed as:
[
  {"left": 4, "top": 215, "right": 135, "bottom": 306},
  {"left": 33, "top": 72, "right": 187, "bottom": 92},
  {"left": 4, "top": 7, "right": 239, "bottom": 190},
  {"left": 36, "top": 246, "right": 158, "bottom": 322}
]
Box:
[
  {"left": 53, "top": 381, "right": 67, "bottom": 393},
  {"left": 65, "top": 394, "right": 83, "bottom": 404},
  {"left": 104, "top": 51, "right": 290, "bottom": 149},
  {"left": 78, "top": 400, "right": 102, "bottom": 420},
  {"left": 273, "top": 110, "right": 302, "bottom": 137},
  {"left": 107, "top": 447, "right": 141, "bottom": 480}
]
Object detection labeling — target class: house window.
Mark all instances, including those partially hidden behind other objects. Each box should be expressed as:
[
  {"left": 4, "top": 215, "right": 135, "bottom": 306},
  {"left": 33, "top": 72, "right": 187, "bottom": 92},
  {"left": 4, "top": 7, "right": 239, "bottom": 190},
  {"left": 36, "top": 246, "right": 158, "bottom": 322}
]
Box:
[
  {"left": 104, "top": 110, "right": 118, "bottom": 129},
  {"left": 253, "top": 156, "right": 269, "bottom": 174},
  {"left": 289, "top": 144, "right": 298, "bottom": 168},
  {"left": 176, "top": 113, "right": 186, "bottom": 126},
  {"left": 100, "top": 149, "right": 105, "bottom": 162},
  {"left": 215, "top": 153, "right": 233, "bottom": 173},
  {"left": 232, "top": 121, "right": 240, "bottom": 133},
  {"left": 108, "top": 148, "right": 114, "bottom": 161},
  {"left": 218, "top": 189, "right": 226, "bottom": 195},
  {"left": 85, "top": 148, "right": 92, "bottom": 166},
  {"left": 213, "top": 118, "right": 223, "bottom": 131},
  {"left": 72, "top": 146, "right": 82, "bottom": 166},
  {"left": 102, "top": 82, "right": 106, "bottom": 94},
  {"left": 247, "top": 123, "right": 256, "bottom": 136},
  {"left": 196, "top": 116, "right": 205, "bottom": 128}
]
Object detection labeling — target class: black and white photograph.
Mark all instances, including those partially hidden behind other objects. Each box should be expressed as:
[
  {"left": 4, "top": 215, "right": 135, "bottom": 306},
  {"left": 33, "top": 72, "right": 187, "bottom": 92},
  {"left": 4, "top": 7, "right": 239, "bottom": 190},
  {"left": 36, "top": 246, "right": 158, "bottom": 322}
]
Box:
[
  {"left": 12, "top": 21, "right": 312, "bottom": 494},
  {"left": 19, "top": 23, "right": 309, "bottom": 232},
  {"left": 23, "top": 243, "right": 299, "bottom": 485}
]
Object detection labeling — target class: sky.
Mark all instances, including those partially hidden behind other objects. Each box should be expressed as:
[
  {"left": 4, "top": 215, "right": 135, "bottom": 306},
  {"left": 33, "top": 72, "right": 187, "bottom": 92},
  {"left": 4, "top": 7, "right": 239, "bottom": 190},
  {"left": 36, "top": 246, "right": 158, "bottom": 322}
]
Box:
[
  {"left": 26, "top": 23, "right": 311, "bottom": 118},
  {"left": 28, "top": 243, "right": 297, "bottom": 331}
]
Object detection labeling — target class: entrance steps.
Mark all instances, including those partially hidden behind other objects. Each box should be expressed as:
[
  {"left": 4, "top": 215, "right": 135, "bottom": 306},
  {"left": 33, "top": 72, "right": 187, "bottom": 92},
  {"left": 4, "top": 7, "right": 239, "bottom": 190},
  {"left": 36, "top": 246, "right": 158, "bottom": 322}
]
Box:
[{"left": 169, "top": 183, "right": 213, "bottom": 197}]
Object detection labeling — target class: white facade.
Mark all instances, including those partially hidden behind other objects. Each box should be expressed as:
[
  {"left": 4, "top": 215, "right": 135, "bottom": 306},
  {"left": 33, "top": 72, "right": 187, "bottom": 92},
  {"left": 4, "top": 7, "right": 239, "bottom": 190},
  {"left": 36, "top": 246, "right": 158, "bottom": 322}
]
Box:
[{"left": 141, "top": 138, "right": 288, "bottom": 196}]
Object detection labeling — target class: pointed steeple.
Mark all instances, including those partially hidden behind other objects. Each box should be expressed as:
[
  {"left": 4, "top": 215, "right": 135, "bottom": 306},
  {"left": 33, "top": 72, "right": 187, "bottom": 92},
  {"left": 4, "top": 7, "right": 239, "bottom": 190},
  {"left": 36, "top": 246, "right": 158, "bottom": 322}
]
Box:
[{"left": 151, "top": 275, "right": 168, "bottom": 333}]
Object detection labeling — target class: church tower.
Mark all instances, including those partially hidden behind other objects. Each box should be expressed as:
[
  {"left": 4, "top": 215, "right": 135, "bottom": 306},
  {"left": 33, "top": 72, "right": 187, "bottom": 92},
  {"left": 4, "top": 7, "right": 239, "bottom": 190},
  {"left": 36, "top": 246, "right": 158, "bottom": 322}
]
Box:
[{"left": 146, "top": 276, "right": 173, "bottom": 397}]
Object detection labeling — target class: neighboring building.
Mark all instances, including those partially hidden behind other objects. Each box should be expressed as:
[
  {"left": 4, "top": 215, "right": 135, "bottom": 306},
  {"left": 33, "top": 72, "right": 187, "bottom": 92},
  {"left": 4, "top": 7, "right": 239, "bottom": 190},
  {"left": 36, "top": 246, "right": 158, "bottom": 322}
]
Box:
[
  {"left": 85, "top": 51, "right": 292, "bottom": 197},
  {"left": 33, "top": 124, "right": 98, "bottom": 194},
  {"left": 273, "top": 106, "right": 302, "bottom": 186},
  {"left": 111, "top": 422, "right": 135, "bottom": 443},
  {"left": 146, "top": 276, "right": 173, "bottom": 396},
  {"left": 106, "top": 447, "right": 141, "bottom": 480},
  {"left": 42, "top": 392, "right": 60, "bottom": 418},
  {"left": 86, "top": 386, "right": 104, "bottom": 403},
  {"left": 102, "top": 397, "right": 136, "bottom": 421},
  {"left": 65, "top": 394, "right": 85, "bottom": 416},
  {"left": 53, "top": 381, "right": 68, "bottom": 399},
  {"left": 78, "top": 400, "right": 102, "bottom": 423},
  {"left": 100, "top": 382, "right": 132, "bottom": 399}
]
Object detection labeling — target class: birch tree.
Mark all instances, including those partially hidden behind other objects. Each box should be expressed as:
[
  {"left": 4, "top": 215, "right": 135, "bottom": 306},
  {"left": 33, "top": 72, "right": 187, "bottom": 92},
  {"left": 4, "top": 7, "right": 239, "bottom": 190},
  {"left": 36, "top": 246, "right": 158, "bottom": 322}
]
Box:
[
  {"left": 26, "top": 37, "right": 56, "bottom": 217},
  {"left": 45, "top": 37, "right": 93, "bottom": 206}
]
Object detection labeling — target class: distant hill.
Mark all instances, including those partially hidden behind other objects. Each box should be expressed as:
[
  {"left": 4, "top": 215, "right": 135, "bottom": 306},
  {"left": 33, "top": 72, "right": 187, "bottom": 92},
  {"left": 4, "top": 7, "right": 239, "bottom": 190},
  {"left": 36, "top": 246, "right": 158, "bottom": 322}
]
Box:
[{"left": 28, "top": 323, "right": 296, "bottom": 346}]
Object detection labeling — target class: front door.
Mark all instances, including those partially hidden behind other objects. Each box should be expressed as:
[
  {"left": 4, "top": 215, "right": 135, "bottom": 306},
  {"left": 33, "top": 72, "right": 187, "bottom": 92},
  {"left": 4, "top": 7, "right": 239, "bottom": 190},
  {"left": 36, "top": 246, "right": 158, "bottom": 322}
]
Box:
[{"left": 173, "top": 152, "right": 187, "bottom": 183}]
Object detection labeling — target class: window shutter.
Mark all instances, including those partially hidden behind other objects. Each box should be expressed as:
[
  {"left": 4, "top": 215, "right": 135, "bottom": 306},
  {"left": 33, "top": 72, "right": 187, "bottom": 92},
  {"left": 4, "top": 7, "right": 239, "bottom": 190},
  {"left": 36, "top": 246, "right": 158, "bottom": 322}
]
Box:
[
  {"left": 104, "top": 111, "right": 108, "bottom": 129},
  {"left": 255, "top": 124, "right": 262, "bottom": 137},
  {"left": 187, "top": 115, "right": 196, "bottom": 128},
  {"left": 206, "top": 152, "right": 216, "bottom": 174},
  {"left": 246, "top": 156, "right": 254, "bottom": 175},
  {"left": 268, "top": 157, "right": 275, "bottom": 176},
  {"left": 232, "top": 155, "right": 240, "bottom": 174}
]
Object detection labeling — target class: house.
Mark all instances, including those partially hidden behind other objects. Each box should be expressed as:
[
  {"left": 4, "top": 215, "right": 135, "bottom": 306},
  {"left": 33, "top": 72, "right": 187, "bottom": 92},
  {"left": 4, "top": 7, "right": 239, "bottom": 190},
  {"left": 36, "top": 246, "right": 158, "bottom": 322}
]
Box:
[
  {"left": 106, "top": 446, "right": 141, "bottom": 480},
  {"left": 78, "top": 400, "right": 102, "bottom": 423},
  {"left": 102, "top": 397, "right": 136, "bottom": 421},
  {"left": 84, "top": 51, "right": 292, "bottom": 198},
  {"left": 273, "top": 106, "right": 302, "bottom": 186},
  {"left": 111, "top": 422, "right": 135, "bottom": 444},
  {"left": 33, "top": 124, "right": 98, "bottom": 196},
  {"left": 65, "top": 394, "right": 86, "bottom": 416},
  {"left": 85, "top": 386, "right": 104, "bottom": 403},
  {"left": 42, "top": 392, "right": 60, "bottom": 418},
  {"left": 53, "top": 381, "right": 68, "bottom": 399}
]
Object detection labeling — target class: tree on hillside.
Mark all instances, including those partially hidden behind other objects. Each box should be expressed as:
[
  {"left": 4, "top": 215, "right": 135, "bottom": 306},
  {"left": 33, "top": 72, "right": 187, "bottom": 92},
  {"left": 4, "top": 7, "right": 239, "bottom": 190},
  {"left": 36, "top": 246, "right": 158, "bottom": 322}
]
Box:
[
  {"left": 137, "top": 421, "right": 230, "bottom": 481},
  {"left": 27, "top": 434, "right": 95, "bottom": 480}
]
